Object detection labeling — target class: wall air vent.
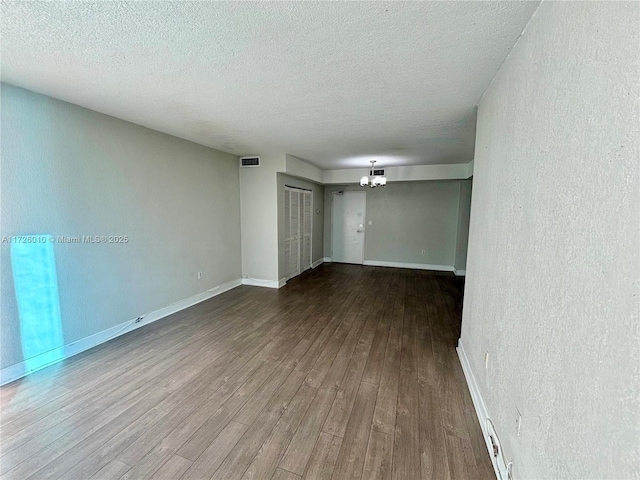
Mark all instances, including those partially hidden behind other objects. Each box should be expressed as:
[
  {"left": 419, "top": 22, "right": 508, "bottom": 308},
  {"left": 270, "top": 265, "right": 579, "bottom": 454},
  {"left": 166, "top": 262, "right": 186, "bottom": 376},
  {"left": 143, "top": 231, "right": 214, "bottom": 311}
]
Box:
[
  {"left": 373, "top": 169, "right": 385, "bottom": 176},
  {"left": 240, "top": 156, "right": 260, "bottom": 167}
]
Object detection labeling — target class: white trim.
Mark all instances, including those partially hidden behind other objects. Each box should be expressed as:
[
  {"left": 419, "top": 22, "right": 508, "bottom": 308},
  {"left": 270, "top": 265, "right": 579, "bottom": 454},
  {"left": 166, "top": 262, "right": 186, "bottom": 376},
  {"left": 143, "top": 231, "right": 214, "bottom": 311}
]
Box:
[
  {"left": 241, "top": 277, "right": 283, "bottom": 289},
  {"left": 363, "top": 260, "right": 454, "bottom": 272},
  {"left": 0, "top": 279, "right": 242, "bottom": 386},
  {"left": 323, "top": 257, "right": 332, "bottom": 263},
  {"left": 455, "top": 269, "right": 466, "bottom": 276},
  {"left": 311, "top": 258, "right": 324, "bottom": 269},
  {"left": 457, "top": 341, "right": 501, "bottom": 480}
]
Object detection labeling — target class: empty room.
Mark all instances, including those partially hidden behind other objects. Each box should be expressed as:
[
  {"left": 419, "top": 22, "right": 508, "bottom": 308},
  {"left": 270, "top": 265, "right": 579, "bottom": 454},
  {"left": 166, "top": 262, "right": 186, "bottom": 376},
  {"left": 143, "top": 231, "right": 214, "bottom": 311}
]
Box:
[{"left": 0, "top": 1, "right": 638, "bottom": 479}]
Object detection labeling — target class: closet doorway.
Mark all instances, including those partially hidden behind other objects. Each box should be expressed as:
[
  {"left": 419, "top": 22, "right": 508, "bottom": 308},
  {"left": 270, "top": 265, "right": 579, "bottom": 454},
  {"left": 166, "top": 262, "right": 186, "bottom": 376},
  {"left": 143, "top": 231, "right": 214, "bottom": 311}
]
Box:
[{"left": 284, "top": 186, "right": 313, "bottom": 280}]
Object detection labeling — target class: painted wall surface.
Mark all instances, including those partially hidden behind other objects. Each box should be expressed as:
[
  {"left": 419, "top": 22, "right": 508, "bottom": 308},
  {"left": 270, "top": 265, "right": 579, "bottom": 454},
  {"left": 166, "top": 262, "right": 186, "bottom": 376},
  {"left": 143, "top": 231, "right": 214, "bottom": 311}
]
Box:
[
  {"left": 0, "top": 84, "right": 242, "bottom": 370},
  {"left": 460, "top": 2, "right": 640, "bottom": 478},
  {"left": 239, "top": 154, "right": 285, "bottom": 282},
  {"left": 285, "top": 155, "right": 323, "bottom": 184},
  {"left": 277, "top": 173, "right": 324, "bottom": 280},
  {"left": 324, "top": 182, "right": 461, "bottom": 268},
  {"left": 454, "top": 179, "right": 472, "bottom": 272},
  {"left": 322, "top": 161, "right": 473, "bottom": 184}
]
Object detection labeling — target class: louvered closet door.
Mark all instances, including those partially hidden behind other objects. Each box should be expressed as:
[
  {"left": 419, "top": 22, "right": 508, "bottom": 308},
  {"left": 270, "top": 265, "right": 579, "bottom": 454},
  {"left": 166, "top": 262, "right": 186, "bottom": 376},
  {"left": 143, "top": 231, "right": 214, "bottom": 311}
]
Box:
[
  {"left": 288, "top": 190, "right": 301, "bottom": 279},
  {"left": 284, "top": 191, "right": 291, "bottom": 279},
  {"left": 285, "top": 187, "right": 313, "bottom": 281},
  {"left": 300, "top": 192, "right": 312, "bottom": 273}
]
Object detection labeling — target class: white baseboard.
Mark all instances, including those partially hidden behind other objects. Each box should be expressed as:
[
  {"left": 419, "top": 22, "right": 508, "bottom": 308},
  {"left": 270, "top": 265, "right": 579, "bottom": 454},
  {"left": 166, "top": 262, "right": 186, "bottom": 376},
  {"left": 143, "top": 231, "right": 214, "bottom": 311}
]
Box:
[
  {"left": 363, "top": 260, "right": 454, "bottom": 272},
  {"left": 323, "top": 257, "right": 332, "bottom": 263},
  {"left": 0, "top": 278, "right": 242, "bottom": 386},
  {"left": 455, "top": 269, "right": 466, "bottom": 276},
  {"left": 457, "top": 341, "right": 501, "bottom": 480},
  {"left": 311, "top": 258, "right": 324, "bottom": 269},
  {"left": 241, "top": 277, "right": 283, "bottom": 289}
]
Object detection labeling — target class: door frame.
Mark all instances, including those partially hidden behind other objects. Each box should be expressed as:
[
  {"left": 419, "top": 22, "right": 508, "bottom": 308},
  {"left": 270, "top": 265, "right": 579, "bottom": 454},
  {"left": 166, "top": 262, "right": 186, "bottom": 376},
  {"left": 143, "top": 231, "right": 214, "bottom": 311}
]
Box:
[{"left": 330, "top": 190, "right": 366, "bottom": 265}]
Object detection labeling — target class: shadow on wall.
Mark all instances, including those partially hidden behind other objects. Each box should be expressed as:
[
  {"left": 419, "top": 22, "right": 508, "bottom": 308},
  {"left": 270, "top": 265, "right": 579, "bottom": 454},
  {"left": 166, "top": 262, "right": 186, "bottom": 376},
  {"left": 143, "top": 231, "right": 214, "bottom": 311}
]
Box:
[{"left": 9, "top": 234, "right": 64, "bottom": 373}]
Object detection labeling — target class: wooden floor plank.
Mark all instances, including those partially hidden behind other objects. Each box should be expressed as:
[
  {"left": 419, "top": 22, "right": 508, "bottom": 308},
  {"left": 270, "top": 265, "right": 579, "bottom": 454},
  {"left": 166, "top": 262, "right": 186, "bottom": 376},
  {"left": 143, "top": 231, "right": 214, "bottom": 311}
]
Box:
[
  {"left": 322, "top": 338, "right": 373, "bottom": 438},
  {"left": 272, "top": 467, "right": 302, "bottom": 480},
  {"left": 371, "top": 294, "right": 404, "bottom": 436},
  {"left": 301, "top": 432, "right": 343, "bottom": 480},
  {"left": 209, "top": 370, "right": 307, "bottom": 480},
  {"left": 240, "top": 385, "right": 317, "bottom": 480},
  {"left": 278, "top": 385, "right": 340, "bottom": 475},
  {"left": 392, "top": 303, "right": 421, "bottom": 480},
  {"left": 147, "top": 455, "right": 192, "bottom": 480},
  {"left": 87, "top": 460, "right": 131, "bottom": 480},
  {"left": 180, "top": 420, "right": 247, "bottom": 480},
  {"left": 362, "top": 430, "right": 394, "bottom": 480},
  {"left": 330, "top": 381, "right": 378, "bottom": 480}
]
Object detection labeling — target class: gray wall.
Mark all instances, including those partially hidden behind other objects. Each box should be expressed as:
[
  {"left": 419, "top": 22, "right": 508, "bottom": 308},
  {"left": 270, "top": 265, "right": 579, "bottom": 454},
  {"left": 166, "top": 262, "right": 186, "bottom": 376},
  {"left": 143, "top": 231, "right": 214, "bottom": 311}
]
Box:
[
  {"left": 277, "top": 173, "right": 324, "bottom": 280},
  {"left": 454, "top": 179, "right": 472, "bottom": 271},
  {"left": 0, "top": 84, "right": 242, "bottom": 370},
  {"left": 324, "top": 181, "right": 461, "bottom": 268},
  {"left": 460, "top": 2, "right": 639, "bottom": 478},
  {"left": 240, "top": 154, "right": 284, "bottom": 282}
]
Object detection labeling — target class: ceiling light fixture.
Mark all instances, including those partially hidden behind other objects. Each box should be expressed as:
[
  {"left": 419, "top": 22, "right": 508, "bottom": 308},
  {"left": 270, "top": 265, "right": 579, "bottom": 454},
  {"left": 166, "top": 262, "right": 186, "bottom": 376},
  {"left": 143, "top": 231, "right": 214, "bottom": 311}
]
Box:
[{"left": 360, "top": 160, "right": 387, "bottom": 188}]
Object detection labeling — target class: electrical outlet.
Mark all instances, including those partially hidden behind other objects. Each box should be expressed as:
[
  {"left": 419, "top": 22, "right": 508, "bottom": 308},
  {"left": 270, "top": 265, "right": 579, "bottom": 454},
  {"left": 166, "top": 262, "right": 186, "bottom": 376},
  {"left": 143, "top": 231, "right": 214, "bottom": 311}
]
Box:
[
  {"left": 197, "top": 271, "right": 202, "bottom": 279},
  {"left": 421, "top": 249, "right": 426, "bottom": 255},
  {"left": 135, "top": 315, "right": 145, "bottom": 323},
  {"left": 484, "top": 351, "right": 490, "bottom": 370},
  {"left": 516, "top": 408, "right": 522, "bottom": 436}
]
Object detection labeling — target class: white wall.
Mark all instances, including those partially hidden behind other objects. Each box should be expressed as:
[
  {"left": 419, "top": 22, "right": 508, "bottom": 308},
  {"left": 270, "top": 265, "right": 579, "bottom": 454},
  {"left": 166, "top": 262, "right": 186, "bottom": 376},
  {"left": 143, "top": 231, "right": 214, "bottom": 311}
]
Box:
[
  {"left": 277, "top": 173, "right": 324, "bottom": 280},
  {"left": 460, "top": 2, "right": 639, "bottom": 478},
  {"left": 454, "top": 179, "right": 472, "bottom": 272},
  {"left": 324, "top": 181, "right": 462, "bottom": 269},
  {"left": 285, "top": 154, "right": 323, "bottom": 184},
  {"left": 323, "top": 161, "right": 473, "bottom": 184},
  {"left": 0, "top": 84, "right": 242, "bottom": 370},
  {"left": 239, "top": 153, "right": 285, "bottom": 283}
]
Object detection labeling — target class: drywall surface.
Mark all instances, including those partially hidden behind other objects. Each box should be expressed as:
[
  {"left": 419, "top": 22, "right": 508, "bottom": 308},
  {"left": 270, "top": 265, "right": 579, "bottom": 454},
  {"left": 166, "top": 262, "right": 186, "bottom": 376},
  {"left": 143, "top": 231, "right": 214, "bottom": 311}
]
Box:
[
  {"left": 0, "top": 84, "right": 242, "bottom": 370},
  {"left": 324, "top": 182, "right": 460, "bottom": 268},
  {"left": 460, "top": 2, "right": 640, "bottom": 478},
  {"left": 239, "top": 153, "right": 285, "bottom": 282},
  {"left": 277, "top": 173, "right": 324, "bottom": 280},
  {"left": 454, "top": 179, "right": 472, "bottom": 272},
  {"left": 285, "top": 155, "right": 323, "bottom": 184},
  {"left": 322, "top": 162, "right": 473, "bottom": 184}
]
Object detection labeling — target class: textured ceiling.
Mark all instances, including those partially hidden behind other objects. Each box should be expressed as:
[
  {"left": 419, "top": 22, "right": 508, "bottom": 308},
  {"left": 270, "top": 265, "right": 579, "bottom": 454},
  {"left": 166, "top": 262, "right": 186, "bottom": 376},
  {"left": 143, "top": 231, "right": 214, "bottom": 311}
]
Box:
[{"left": 1, "top": 1, "right": 539, "bottom": 169}]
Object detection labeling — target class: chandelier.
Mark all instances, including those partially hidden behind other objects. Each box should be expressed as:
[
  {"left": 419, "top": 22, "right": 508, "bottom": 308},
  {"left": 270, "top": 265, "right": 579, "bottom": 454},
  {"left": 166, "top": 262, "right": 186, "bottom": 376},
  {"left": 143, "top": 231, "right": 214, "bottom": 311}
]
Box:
[{"left": 360, "top": 160, "right": 387, "bottom": 188}]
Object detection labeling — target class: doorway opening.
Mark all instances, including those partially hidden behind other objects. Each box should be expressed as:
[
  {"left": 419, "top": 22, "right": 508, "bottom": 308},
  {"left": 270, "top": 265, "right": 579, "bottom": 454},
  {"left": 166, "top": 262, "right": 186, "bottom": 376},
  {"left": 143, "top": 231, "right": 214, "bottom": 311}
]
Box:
[{"left": 284, "top": 186, "right": 313, "bottom": 280}]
